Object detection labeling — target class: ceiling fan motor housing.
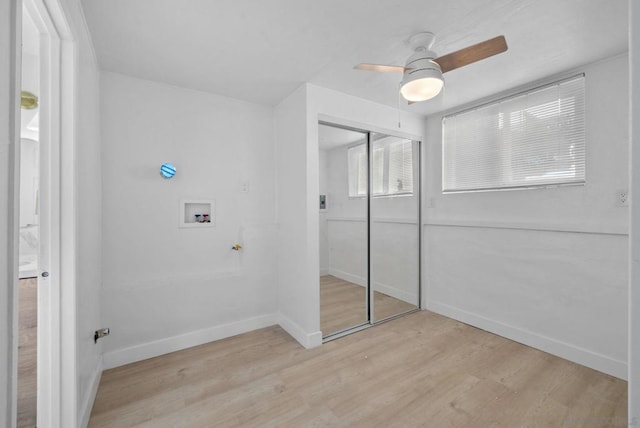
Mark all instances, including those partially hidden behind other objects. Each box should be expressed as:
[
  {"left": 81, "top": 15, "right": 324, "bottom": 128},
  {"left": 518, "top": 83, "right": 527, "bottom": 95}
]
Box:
[
  {"left": 403, "top": 31, "right": 440, "bottom": 78},
  {"left": 400, "top": 51, "right": 444, "bottom": 102},
  {"left": 404, "top": 50, "right": 441, "bottom": 76}
]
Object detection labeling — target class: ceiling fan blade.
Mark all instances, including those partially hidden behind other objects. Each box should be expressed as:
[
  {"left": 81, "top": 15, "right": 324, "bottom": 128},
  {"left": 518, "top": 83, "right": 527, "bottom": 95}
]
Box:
[
  {"left": 434, "top": 35, "right": 508, "bottom": 73},
  {"left": 354, "top": 63, "right": 408, "bottom": 73}
]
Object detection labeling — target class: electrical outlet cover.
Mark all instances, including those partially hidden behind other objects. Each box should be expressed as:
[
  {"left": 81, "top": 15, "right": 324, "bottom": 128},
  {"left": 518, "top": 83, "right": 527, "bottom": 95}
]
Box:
[{"left": 616, "top": 190, "right": 629, "bottom": 207}]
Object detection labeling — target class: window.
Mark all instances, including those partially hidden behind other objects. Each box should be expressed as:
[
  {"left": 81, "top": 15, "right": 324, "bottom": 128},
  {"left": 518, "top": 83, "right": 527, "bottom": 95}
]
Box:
[
  {"left": 388, "top": 138, "right": 414, "bottom": 195},
  {"left": 442, "top": 75, "right": 585, "bottom": 193},
  {"left": 348, "top": 144, "right": 367, "bottom": 197},
  {"left": 348, "top": 136, "right": 415, "bottom": 197}
]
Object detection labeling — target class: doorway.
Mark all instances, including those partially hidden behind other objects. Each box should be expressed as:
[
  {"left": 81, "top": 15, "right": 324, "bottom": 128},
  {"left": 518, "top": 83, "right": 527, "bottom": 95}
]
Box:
[
  {"left": 318, "top": 122, "right": 421, "bottom": 340},
  {"left": 17, "top": 4, "right": 40, "bottom": 426},
  {"left": 15, "top": 0, "right": 75, "bottom": 424}
]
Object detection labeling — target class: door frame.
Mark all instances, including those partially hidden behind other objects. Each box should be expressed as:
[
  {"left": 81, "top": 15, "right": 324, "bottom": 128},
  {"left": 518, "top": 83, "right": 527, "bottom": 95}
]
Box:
[
  {"left": 19, "top": 0, "right": 77, "bottom": 426},
  {"left": 318, "top": 119, "right": 422, "bottom": 341}
]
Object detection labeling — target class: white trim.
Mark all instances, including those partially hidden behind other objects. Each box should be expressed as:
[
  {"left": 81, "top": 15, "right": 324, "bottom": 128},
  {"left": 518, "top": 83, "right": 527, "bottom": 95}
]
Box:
[
  {"left": 318, "top": 114, "right": 422, "bottom": 142},
  {"left": 4, "top": 0, "right": 20, "bottom": 425},
  {"left": 277, "top": 313, "right": 323, "bottom": 349},
  {"left": 327, "top": 217, "right": 418, "bottom": 225},
  {"left": 371, "top": 217, "right": 417, "bottom": 225},
  {"left": 327, "top": 268, "right": 417, "bottom": 305},
  {"left": 79, "top": 356, "right": 102, "bottom": 428},
  {"left": 630, "top": 0, "right": 640, "bottom": 422},
  {"left": 424, "top": 219, "right": 628, "bottom": 236},
  {"left": 327, "top": 217, "right": 366, "bottom": 223},
  {"left": 373, "top": 282, "right": 417, "bottom": 305},
  {"left": 61, "top": 28, "right": 80, "bottom": 426},
  {"left": 102, "top": 314, "right": 277, "bottom": 370},
  {"left": 426, "top": 300, "right": 627, "bottom": 380}
]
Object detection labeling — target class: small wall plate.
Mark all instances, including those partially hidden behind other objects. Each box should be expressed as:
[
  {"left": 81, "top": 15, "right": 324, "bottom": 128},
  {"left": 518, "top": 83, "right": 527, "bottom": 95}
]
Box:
[{"left": 319, "top": 194, "right": 328, "bottom": 211}]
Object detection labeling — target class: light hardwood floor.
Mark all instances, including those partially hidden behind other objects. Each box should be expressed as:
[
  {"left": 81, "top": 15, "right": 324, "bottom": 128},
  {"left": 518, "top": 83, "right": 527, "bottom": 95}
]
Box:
[
  {"left": 89, "top": 310, "right": 627, "bottom": 427},
  {"left": 320, "top": 275, "right": 416, "bottom": 335},
  {"left": 18, "top": 278, "right": 37, "bottom": 428}
]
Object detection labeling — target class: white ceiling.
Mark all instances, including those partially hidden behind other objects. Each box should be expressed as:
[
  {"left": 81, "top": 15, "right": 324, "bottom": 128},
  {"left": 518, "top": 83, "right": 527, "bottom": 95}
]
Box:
[{"left": 81, "top": 0, "right": 628, "bottom": 116}]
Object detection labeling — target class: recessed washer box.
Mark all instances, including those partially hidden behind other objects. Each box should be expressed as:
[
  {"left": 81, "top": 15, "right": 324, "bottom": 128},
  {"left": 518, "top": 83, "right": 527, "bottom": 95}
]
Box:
[{"left": 180, "top": 199, "right": 215, "bottom": 228}]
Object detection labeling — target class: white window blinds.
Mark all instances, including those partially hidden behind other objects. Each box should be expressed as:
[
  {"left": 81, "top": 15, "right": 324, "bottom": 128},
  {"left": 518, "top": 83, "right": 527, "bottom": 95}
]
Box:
[
  {"left": 442, "top": 75, "right": 586, "bottom": 193},
  {"left": 388, "top": 140, "right": 413, "bottom": 195},
  {"left": 372, "top": 146, "right": 384, "bottom": 195},
  {"left": 348, "top": 144, "right": 367, "bottom": 197},
  {"left": 348, "top": 138, "right": 415, "bottom": 197}
]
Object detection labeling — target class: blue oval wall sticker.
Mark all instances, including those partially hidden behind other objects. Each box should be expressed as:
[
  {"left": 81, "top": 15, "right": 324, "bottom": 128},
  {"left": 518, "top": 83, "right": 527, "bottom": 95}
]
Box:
[{"left": 160, "top": 163, "right": 176, "bottom": 179}]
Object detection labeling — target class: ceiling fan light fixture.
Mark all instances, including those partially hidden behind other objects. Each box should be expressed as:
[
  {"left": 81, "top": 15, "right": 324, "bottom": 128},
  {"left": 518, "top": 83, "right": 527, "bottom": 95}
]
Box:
[
  {"left": 355, "top": 32, "right": 507, "bottom": 103},
  {"left": 400, "top": 60, "right": 443, "bottom": 102},
  {"left": 400, "top": 76, "right": 444, "bottom": 102}
]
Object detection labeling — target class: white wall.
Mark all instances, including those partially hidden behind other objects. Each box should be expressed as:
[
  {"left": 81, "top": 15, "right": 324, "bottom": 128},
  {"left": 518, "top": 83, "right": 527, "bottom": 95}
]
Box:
[
  {"left": 424, "top": 54, "right": 629, "bottom": 379},
  {"left": 323, "top": 144, "right": 367, "bottom": 285},
  {"left": 274, "top": 85, "right": 322, "bottom": 347},
  {"left": 629, "top": 0, "right": 639, "bottom": 422},
  {"left": 100, "top": 72, "right": 278, "bottom": 369},
  {"left": 0, "top": 0, "right": 19, "bottom": 425},
  {"left": 370, "top": 220, "right": 419, "bottom": 305}
]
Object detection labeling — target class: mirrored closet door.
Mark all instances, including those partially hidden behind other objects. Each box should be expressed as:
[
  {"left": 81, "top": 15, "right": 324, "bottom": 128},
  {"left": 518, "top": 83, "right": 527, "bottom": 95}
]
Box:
[
  {"left": 319, "top": 124, "right": 369, "bottom": 336},
  {"left": 370, "top": 133, "right": 420, "bottom": 321},
  {"left": 319, "top": 123, "right": 421, "bottom": 339}
]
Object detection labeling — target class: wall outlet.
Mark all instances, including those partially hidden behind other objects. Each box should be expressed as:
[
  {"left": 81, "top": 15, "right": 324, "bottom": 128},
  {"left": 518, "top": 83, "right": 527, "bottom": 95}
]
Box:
[
  {"left": 616, "top": 190, "right": 629, "bottom": 207},
  {"left": 240, "top": 181, "right": 249, "bottom": 193}
]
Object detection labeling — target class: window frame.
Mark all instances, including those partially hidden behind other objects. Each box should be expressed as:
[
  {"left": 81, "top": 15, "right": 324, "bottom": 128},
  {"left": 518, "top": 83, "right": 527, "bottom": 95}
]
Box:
[{"left": 441, "top": 73, "right": 586, "bottom": 194}]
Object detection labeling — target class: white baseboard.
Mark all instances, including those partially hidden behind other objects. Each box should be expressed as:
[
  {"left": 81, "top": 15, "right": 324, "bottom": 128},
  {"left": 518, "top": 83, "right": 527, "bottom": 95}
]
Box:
[
  {"left": 102, "top": 314, "right": 278, "bottom": 369},
  {"left": 277, "top": 313, "right": 322, "bottom": 349},
  {"left": 79, "top": 356, "right": 103, "bottom": 428},
  {"left": 426, "top": 300, "right": 627, "bottom": 380},
  {"left": 328, "top": 269, "right": 417, "bottom": 305},
  {"left": 373, "top": 282, "right": 417, "bottom": 305},
  {"left": 328, "top": 268, "right": 366, "bottom": 287},
  {"left": 319, "top": 268, "right": 329, "bottom": 276}
]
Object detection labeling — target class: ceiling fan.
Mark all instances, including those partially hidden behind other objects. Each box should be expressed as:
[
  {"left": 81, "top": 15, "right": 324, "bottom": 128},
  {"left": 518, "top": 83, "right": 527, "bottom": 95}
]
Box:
[{"left": 354, "top": 32, "right": 508, "bottom": 103}]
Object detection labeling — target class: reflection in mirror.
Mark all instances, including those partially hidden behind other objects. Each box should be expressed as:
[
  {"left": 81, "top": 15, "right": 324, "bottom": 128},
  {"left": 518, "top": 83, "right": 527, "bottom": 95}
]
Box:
[
  {"left": 319, "top": 124, "right": 369, "bottom": 337},
  {"left": 370, "top": 134, "right": 420, "bottom": 321}
]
